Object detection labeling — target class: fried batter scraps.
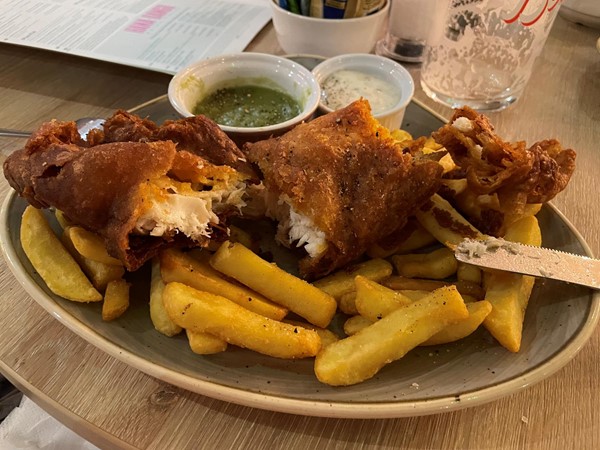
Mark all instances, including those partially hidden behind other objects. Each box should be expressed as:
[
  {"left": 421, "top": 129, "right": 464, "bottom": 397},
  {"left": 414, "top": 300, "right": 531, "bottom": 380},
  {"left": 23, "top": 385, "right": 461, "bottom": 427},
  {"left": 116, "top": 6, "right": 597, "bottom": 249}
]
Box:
[{"left": 433, "top": 106, "right": 576, "bottom": 235}]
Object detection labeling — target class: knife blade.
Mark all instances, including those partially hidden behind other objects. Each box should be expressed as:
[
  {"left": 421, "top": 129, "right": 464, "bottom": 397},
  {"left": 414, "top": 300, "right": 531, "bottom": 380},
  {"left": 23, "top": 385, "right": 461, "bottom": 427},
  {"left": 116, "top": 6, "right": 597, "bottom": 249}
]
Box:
[{"left": 455, "top": 238, "right": 600, "bottom": 290}]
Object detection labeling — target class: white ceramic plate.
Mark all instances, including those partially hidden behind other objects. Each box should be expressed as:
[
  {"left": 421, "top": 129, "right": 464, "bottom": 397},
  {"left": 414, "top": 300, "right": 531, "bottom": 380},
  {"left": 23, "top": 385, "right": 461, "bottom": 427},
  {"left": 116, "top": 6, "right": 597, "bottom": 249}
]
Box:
[{"left": 2, "top": 99, "right": 598, "bottom": 418}]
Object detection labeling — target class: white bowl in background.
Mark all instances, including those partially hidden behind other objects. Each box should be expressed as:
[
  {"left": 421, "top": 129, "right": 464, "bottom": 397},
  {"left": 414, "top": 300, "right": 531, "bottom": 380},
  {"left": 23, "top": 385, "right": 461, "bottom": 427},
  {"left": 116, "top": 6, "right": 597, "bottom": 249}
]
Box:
[
  {"left": 168, "top": 53, "right": 321, "bottom": 144},
  {"left": 560, "top": 0, "right": 600, "bottom": 29},
  {"left": 270, "top": 1, "right": 389, "bottom": 57},
  {"left": 312, "top": 53, "right": 414, "bottom": 130}
]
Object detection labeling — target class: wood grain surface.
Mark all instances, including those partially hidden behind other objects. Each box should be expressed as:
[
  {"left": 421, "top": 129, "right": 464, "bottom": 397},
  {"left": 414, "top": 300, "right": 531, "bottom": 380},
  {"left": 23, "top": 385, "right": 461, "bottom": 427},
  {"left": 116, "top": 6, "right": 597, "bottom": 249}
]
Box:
[{"left": 0, "top": 16, "right": 598, "bottom": 450}]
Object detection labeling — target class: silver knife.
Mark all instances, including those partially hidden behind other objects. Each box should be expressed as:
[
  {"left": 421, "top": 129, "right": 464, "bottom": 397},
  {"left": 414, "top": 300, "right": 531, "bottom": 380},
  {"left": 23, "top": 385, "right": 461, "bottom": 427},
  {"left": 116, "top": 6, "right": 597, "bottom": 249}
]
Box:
[{"left": 455, "top": 238, "right": 600, "bottom": 290}]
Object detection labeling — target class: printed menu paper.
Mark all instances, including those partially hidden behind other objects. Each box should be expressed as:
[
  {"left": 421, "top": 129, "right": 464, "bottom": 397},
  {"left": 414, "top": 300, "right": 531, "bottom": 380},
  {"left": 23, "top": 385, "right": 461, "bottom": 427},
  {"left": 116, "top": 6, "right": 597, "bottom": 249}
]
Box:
[{"left": 0, "top": 0, "right": 272, "bottom": 74}]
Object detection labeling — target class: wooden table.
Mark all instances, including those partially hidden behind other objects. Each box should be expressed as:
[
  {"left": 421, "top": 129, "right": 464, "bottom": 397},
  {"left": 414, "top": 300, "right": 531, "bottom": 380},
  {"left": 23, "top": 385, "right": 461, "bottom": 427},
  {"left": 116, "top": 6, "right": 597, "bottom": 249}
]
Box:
[{"left": 0, "top": 16, "right": 598, "bottom": 450}]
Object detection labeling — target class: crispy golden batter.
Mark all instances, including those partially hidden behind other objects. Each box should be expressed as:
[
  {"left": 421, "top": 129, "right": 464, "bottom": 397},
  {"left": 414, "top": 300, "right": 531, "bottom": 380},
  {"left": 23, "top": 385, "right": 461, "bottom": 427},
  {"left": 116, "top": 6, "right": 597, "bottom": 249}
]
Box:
[
  {"left": 4, "top": 116, "right": 249, "bottom": 271},
  {"left": 433, "top": 106, "right": 576, "bottom": 235},
  {"left": 4, "top": 120, "right": 91, "bottom": 208},
  {"left": 95, "top": 110, "right": 257, "bottom": 178},
  {"left": 244, "top": 99, "right": 443, "bottom": 279},
  {"left": 91, "top": 110, "right": 157, "bottom": 144}
]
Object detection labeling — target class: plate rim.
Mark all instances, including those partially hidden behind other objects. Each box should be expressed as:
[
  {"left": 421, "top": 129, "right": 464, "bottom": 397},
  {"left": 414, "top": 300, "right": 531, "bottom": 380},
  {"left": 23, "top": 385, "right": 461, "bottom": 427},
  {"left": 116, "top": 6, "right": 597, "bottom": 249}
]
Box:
[{"left": 1, "top": 189, "right": 598, "bottom": 418}]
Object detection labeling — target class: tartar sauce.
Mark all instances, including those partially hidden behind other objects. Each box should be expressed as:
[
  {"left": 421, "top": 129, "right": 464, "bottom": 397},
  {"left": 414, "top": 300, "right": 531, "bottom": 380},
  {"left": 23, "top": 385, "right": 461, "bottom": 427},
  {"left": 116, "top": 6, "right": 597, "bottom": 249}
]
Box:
[{"left": 321, "top": 70, "right": 401, "bottom": 113}]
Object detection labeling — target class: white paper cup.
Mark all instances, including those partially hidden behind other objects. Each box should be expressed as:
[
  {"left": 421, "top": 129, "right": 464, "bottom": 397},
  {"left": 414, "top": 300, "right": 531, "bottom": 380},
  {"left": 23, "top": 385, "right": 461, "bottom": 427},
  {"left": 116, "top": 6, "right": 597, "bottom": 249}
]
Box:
[{"left": 270, "top": 1, "right": 389, "bottom": 57}]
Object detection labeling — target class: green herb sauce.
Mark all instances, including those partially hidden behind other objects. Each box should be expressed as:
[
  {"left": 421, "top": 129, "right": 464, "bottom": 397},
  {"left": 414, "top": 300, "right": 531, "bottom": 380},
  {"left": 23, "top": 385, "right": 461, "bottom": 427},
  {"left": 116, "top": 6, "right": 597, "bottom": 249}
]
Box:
[{"left": 193, "top": 85, "right": 301, "bottom": 128}]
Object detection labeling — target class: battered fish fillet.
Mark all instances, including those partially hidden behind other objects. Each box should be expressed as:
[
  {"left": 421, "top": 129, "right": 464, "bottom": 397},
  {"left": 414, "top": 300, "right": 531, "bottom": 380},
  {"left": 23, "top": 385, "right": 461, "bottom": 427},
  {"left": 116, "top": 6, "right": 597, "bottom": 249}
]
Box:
[
  {"left": 433, "top": 107, "right": 576, "bottom": 235},
  {"left": 243, "top": 99, "right": 443, "bottom": 280},
  {"left": 4, "top": 120, "right": 249, "bottom": 271},
  {"left": 89, "top": 110, "right": 257, "bottom": 178}
]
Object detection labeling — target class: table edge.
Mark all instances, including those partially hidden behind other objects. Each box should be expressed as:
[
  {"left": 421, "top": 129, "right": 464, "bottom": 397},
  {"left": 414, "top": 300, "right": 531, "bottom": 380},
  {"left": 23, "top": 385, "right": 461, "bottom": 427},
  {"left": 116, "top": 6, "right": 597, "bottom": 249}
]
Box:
[{"left": 0, "top": 360, "right": 139, "bottom": 450}]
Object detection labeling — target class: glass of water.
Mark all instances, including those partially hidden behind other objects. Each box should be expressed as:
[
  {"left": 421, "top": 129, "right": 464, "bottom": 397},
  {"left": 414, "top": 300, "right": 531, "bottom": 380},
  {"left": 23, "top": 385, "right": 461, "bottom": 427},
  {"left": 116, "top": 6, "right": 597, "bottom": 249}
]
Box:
[{"left": 420, "top": 0, "right": 562, "bottom": 111}]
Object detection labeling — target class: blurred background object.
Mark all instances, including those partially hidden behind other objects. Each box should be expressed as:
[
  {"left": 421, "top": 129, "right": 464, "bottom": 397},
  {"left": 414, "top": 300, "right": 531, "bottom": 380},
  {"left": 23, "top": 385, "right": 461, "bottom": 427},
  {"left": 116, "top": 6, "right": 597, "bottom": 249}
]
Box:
[
  {"left": 276, "top": 0, "right": 386, "bottom": 18},
  {"left": 270, "top": 0, "right": 389, "bottom": 56},
  {"left": 560, "top": 0, "right": 600, "bottom": 29},
  {"left": 376, "top": 0, "right": 451, "bottom": 63},
  {"left": 0, "top": 395, "right": 100, "bottom": 449},
  {"left": 0, "top": 376, "right": 22, "bottom": 423},
  {"left": 420, "top": 0, "right": 563, "bottom": 112}
]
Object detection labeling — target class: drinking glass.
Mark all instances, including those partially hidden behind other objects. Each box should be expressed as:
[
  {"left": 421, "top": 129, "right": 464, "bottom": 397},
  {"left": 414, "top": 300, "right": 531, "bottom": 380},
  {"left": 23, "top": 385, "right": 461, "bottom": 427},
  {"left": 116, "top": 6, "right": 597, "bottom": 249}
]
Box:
[
  {"left": 420, "top": 0, "right": 562, "bottom": 111},
  {"left": 377, "top": 0, "right": 450, "bottom": 63}
]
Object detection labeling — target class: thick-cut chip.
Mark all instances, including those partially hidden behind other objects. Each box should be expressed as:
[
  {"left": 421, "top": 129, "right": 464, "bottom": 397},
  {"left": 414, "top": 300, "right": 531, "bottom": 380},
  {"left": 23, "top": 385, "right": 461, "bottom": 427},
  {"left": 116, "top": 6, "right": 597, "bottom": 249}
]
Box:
[
  {"left": 483, "top": 215, "right": 542, "bottom": 352},
  {"left": 436, "top": 153, "right": 456, "bottom": 174},
  {"left": 315, "top": 258, "right": 394, "bottom": 315},
  {"left": 284, "top": 319, "right": 339, "bottom": 348},
  {"left": 312, "top": 258, "right": 393, "bottom": 300},
  {"left": 457, "top": 262, "right": 482, "bottom": 285},
  {"left": 102, "top": 278, "right": 130, "bottom": 321},
  {"left": 354, "top": 276, "right": 412, "bottom": 322},
  {"left": 484, "top": 274, "right": 536, "bottom": 352},
  {"left": 150, "top": 259, "right": 182, "bottom": 337},
  {"left": 382, "top": 276, "right": 485, "bottom": 299},
  {"left": 422, "top": 300, "right": 492, "bottom": 346},
  {"left": 343, "top": 315, "right": 372, "bottom": 336},
  {"left": 399, "top": 289, "right": 486, "bottom": 303},
  {"left": 390, "top": 129, "right": 412, "bottom": 143},
  {"left": 54, "top": 209, "right": 73, "bottom": 229},
  {"left": 397, "top": 290, "right": 431, "bottom": 301},
  {"left": 415, "top": 194, "right": 485, "bottom": 249},
  {"left": 521, "top": 203, "right": 543, "bottom": 217},
  {"left": 228, "top": 224, "right": 257, "bottom": 251},
  {"left": 390, "top": 247, "right": 457, "bottom": 279},
  {"left": 160, "top": 248, "right": 287, "bottom": 321},
  {"left": 210, "top": 242, "right": 336, "bottom": 328},
  {"left": 205, "top": 224, "right": 256, "bottom": 252},
  {"left": 367, "top": 221, "right": 436, "bottom": 259},
  {"left": 503, "top": 214, "right": 543, "bottom": 245},
  {"left": 158, "top": 252, "right": 226, "bottom": 349},
  {"left": 314, "top": 286, "right": 468, "bottom": 386},
  {"left": 349, "top": 297, "right": 491, "bottom": 345},
  {"left": 162, "top": 282, "right": 321, "bottom": 359},
  {"left": 186, "top": 329, "right": 228, "bottom": 355},
  {"left": 20, "top": 206, "right": 102, "bottom": 302},
  {"left": 61, "top": 229, "right": 125, "bottom": 292},
  {"left": 338, "top": 291, "right": 359, "bottom": 315},
  {"left": 65, "top": 226, "right": 123, "bottom": 266}
]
